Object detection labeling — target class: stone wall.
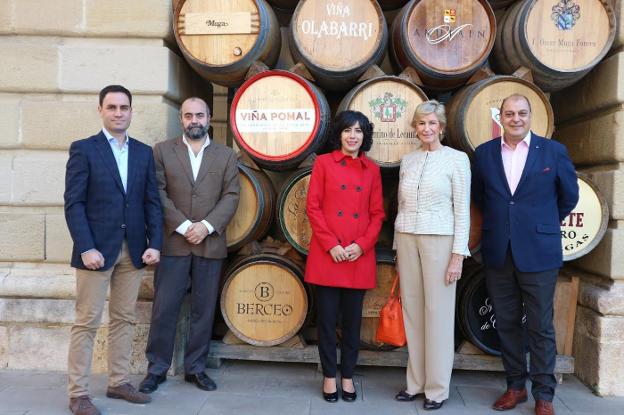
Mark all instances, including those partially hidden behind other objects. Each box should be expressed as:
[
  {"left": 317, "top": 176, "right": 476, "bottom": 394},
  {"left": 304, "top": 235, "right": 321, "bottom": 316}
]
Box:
[
  {"left": 0, "top": 0, "right": 224, "bottom": 375},
  {"left": 552, "top": 35, "right": 624, "bottom": 394}
]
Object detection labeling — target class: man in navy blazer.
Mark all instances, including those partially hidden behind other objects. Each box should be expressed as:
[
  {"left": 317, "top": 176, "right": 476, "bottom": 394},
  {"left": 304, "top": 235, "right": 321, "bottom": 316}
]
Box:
[
  {"left": 472, "top": 94, "right": 578, "bottom": 415},
  {"left": 64, "top": 85, "right": 163, "bottom": 415}
]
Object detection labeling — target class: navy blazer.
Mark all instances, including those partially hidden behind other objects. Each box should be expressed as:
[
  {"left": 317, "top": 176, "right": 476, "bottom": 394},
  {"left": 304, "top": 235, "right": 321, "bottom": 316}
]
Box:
[
  {"left": 64, "top": 131, "right": 163, "bottom": 270},
  {"left": 472, "top": 133, "right": 579, "bottom": 272}
]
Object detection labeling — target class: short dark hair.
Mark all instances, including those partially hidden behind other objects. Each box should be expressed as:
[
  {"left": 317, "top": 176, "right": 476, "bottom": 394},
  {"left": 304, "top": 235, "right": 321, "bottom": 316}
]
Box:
[
  {"left": 500, "top": 94, "right": 531, "bottom": 114},
  {"left": 328, "top": 110, "right": 374, "bottom": 153},
  {"left": 99, "top": 85, "right": 132, "bottom": 106}
]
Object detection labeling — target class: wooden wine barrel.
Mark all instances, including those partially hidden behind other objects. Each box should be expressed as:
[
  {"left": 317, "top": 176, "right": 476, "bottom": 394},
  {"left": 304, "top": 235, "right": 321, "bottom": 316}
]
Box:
[
  {"left": 445, "top": 75, "right": 554, "bottom": 154},
  {"left": 230, "top": 70, "right": 331, "bottom": 171},
  {"left": 220, "top": 253, "right": 310, "bottom": 346},
  {"left": 173, "top": 0, "right": 281, "bottom": 87},
  {"left": 226, "top": 163, "right": 276, "bottom": 252},
  {"left": 266, "top": 0, "right": 299, "bottom": 9},
  {"left": 360, "top": 250, "right": 398, "bottom": 350},
  {"left": 487, "top": 0, "right": 517, "bottom": 9},
  {"left": 390, "top": 0, "right": 496, "bottom": 91},
  {"left": 378, "top": 0, "right": 411, "bottom": 10},
  {"left": 456, "top": 265, "right": 527, "bottom": 355},
  {"left": 289, "top": 0, "right": 389, "bottom": 91},
  {"left": 562, "top": 173, "right": 609, "bottom": 261},
  {"left": 492, "top": 0, "right": 616, "bottom": 92},
  {"left": 337, "top": 76, "right": 428, "bottom": 168},
  {"left": 277, "top": 167, "right": 313, "bottom": 255}
]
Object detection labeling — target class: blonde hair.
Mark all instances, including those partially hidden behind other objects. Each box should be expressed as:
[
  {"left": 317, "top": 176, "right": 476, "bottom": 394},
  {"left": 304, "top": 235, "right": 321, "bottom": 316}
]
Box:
[{"left": 412, "top": 100, "right": 446, "bottom": 141}]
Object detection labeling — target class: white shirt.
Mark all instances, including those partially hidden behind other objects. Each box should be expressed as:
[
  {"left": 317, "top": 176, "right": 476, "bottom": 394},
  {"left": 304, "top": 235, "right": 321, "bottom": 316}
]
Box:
[
  {"left": 175, "top": 134, "right": 215, "bottom": 236},
  {"left": 102, "top": 128, "right": 128, "bottom": 192}
]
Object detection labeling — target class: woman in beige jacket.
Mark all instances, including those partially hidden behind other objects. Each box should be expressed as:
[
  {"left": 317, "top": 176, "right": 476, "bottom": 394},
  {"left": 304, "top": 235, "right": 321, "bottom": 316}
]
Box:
[{"left": 394, "top": 100, "right": 471, "bottom": 410}]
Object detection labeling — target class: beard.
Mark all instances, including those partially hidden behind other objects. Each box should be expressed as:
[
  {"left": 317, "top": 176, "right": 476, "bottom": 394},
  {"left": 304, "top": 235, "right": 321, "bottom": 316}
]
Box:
[{"left": 185, "top": 123, "right": 209, "bottom": 140}]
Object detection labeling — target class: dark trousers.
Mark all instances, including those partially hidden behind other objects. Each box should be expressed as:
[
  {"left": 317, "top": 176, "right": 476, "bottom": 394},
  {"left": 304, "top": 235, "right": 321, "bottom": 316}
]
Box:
[
  {"left": 145, "top": 254, "right": 223, "bottom": 375},
  {"left": 315, "top": 285, "right": 366, "bottom": 378},
  {"left": 484, "top": 247, "right": 558, "bottom": 401}
]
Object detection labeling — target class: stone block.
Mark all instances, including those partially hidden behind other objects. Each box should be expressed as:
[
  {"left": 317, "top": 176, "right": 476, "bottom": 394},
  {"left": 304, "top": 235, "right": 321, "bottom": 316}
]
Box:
[
  {"left": 0, "top": 326, "right": 7, "bottom": 368},
  {"left": 59, "top": 40, "right": 209, "bottom": 102},
  {"left": 20, "top": 97, "right": 101, "bottom": 150},
  {"left": 552, "top": 52, "right": 624, "bottom": 123},
  {"left": 84, "top": 0, "right": 172, "bottom": 39},
  {"left": 0, "top": 37, "right": 59, "bottom": 92},
  {"left": 0, "top": 153, "right": 12, "bottom": 203},
  {"left": 574, "top": 228, "right": 624, "bottom": 280},
  {"left": 0, "top": 94, "right": 20, "bottom": 148},
  {"left": 129, "top": 97, "right": 182, "bottom": 147},
  {"left": 579, "top": 167, "right": 624, "bottom": 220},
  {"left": 573, "top": 306, "right": 624, "bottom": 396},
  {"left": 14, "top": 0, "right": 83, "bottom": 35},
  {"left": 575, "top": 273, "right": 624, "bottom": 316},
  {"left": 0, "top": 272, "right": 75, "bottom": 299},
  {"left": 8, "top": 326, "right": 71, "bottom": 371},
  {"left": 92, "top": 324, "right": 150, "bottom": 375},
  {"left": 0, "top": 213, "right": 45, "bottom": 261},
  {"left": 555, "top": 106, "right": 624, "bottom": 166},
  {"left": 0, "top": 1, "right": 12, "bottom": 34},
  {"left": 11, "top": 150, "right": 67, "bottom": 205},
  {"left": 0, "top": 298, "right": 75, "bottom": 324},
  {"left": 45, "top": 213, "right": 73, "bottom": 263}
]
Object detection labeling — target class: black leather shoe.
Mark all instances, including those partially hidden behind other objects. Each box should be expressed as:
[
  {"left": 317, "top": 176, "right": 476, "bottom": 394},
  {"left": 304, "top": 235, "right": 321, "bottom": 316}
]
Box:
[
  {"left": 184, "top": 372, "right": 217, "bottom": 391},
  {"left": 423, "top": 399, "right": 444, "bottom": 410},
  {"left": 139, "top": 373, "right": 167, "bottom": 394},
  {"left": 342, "top": 389, "right": 357, "bottom": 402},
  {"left": 395, "top": 390, "right": 420, "bottom": 402},
  {"left": 323, "top": 390, "right": 339, "bottom": 402}
]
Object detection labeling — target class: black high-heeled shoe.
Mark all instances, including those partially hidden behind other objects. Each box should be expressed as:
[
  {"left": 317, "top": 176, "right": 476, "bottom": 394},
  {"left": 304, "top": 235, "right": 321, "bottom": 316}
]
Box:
[
  {"left": 423, "top": 398, "right": 445, "bottom": 410},
  {"left": 342, "top": 389, "right": 357, "bottom": 402},
  {"left": 323, "top": 390, "right": 339, "bottom": 402}
]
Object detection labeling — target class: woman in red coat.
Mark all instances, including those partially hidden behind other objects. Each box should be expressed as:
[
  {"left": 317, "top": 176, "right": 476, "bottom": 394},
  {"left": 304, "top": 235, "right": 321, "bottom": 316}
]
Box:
[{"left": 304, "top": 110, "right": 385, "bottom": 403}]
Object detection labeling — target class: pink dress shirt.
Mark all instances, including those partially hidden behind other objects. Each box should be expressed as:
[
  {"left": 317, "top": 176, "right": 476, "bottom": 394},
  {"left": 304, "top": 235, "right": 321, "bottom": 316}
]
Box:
[{"left": 501, "top": 132, "right": 531, "bottom": 195}]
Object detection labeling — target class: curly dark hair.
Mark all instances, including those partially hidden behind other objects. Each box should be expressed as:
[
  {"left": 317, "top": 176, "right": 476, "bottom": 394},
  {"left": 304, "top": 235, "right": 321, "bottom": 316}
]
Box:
[{"left": 327, "top": 110, "right": 374, "bottom": 153}]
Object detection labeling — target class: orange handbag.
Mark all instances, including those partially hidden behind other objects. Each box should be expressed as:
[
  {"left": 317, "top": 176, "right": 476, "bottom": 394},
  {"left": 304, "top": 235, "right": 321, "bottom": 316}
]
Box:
[{"left": 375, "top": 274, "right": 407, "bottom": 347}]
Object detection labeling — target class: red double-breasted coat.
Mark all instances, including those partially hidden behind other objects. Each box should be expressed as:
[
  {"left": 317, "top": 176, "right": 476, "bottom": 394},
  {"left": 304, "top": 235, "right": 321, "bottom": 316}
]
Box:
[{"left": 304, "top": 150, "right": 385, "bottom": 289}]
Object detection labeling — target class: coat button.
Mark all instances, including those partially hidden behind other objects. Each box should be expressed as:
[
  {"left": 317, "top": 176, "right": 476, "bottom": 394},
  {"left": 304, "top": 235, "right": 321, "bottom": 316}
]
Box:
[
  {"left": 340, "top": 160, "right": 346, "bottom": 166},
  {"left": 121, "top": 224, "right": 126, "bottom": 229},
  {"left": 353, "top": 213, "right": 359, "bottom": 219},
  {"left": 192, "top": 194, "right": 197, "bottom": 198},
  {"left": 340, "top": 184, "right": 346, "bottom": 190},
  {"left": 356, "top": 186, "right": 362, "bottom": 192},
  {"left": 337, "top": 210, "right": 343, "bottom": 217},
  {"left": 509, "top": 201, "right": 514, "bottom": 205}
]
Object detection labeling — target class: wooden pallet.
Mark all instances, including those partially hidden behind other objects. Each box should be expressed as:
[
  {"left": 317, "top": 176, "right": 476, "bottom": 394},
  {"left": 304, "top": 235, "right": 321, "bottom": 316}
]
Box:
[{"left": 206, "top": 340, "right": 575, "bottom": 374}]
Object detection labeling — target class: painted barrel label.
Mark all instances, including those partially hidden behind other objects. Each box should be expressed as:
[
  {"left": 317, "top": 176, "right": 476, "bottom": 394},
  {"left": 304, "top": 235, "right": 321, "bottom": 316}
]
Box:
[
  {"left": 406, "top": 0, "right": 494, "bottom": 72},
  {"left": 232, "top": 72, "right": 320, "bottom": 161},
  {"left": 526, "top": 0, "right": 612, "bottom": 71},
  {"left": 279, "top": 170, "right": 312, "bottom": 255},
  {"left": 342, "top": 78, "right": 427, "bottom": 167},
  {"left": 561, "top": 176, "right": 607, "bottom": 260},
  {"left": 222, "top": 262, "right": 307, "bottom": 345},
  {"left": 292, "top": 0, "right": 384, "bottom": 70}
]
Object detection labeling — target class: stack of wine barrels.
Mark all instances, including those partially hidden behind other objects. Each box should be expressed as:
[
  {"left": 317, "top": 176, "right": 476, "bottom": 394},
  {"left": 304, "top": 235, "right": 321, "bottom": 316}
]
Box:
[{"left": 172, "top": 0, "right": 613, "bottom": 351}]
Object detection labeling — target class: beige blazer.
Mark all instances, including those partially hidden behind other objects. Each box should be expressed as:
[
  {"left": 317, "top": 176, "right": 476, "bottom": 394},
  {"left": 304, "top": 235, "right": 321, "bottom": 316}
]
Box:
[{"left": 153, "top": 136, "right": 240, "bottom": 259}]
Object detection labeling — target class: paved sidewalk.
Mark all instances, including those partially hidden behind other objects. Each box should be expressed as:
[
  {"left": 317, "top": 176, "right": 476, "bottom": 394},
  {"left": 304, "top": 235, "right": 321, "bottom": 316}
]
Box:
[{"left": 1, "top": 361, "right": 623, "bottom": 415}]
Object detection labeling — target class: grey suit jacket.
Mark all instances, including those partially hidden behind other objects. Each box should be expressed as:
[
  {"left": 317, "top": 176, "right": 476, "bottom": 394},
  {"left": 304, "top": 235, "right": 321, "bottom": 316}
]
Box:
[{"left": 153, "top": 136, "right": 240, "bottom": 259}]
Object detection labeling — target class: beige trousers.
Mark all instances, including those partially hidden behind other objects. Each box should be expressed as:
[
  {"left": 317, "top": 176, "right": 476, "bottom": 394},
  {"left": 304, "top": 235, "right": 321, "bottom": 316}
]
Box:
[
  {"left": 395, "top": 232, "right": 456, "bottom": 402},
  {"left": 67, "top": 241, "right": 144, "bottom": 398}
]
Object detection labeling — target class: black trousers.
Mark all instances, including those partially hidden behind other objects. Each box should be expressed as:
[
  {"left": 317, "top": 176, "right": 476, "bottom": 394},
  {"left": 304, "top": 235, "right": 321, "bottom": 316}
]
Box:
[
  {"left": 145, "top": 254, "right": 223, "bottom": 375},
  {"left": 484, "top": 247, "right": 558, "bottom": 401},
  {"left": 315, "top": 285, "right": 366, "bottom": 378}
]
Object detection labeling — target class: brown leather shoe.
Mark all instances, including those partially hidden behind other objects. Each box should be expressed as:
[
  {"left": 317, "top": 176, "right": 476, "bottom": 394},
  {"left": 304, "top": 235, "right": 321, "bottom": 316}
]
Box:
[
  {"left": 106, "top": 382, "right": 151, "bottom": 404},
  {"left": 69, "top": 396, "right": 101, "bottom": 415},
  {"left": 492, "top": 388, "right": 528, "bottom": 411},
  {"left": 535, "top": 399, "right": 555, "bottom": 415}
]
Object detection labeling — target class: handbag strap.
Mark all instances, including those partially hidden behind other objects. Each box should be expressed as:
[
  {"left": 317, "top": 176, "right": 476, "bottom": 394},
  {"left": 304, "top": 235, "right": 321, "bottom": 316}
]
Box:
[{"left": 390, "top": 273, "right": 400, "bottom": 298}]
